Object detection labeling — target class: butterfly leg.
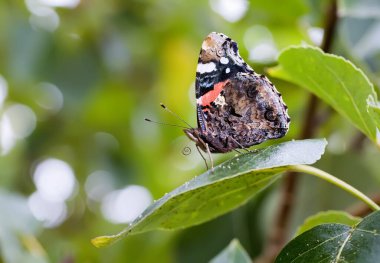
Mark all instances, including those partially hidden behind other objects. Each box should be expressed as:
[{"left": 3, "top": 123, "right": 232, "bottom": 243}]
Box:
[
  {"left": 233, "top": 149, "right": 243, "bottom": 154},
  {"left": 196, "top": 145, "right": 209, "bottom": 170},
  {"left": 205, "top": 143, "right": 214, "bottom": 172},
  {"left": 230, "top": 137, "right": 253, "bottom": 153}
]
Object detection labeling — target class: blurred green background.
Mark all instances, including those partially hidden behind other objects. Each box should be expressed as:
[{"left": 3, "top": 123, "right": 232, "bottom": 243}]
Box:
[{"left": 1, "top": 0, "right": 380, "bottom": 262}]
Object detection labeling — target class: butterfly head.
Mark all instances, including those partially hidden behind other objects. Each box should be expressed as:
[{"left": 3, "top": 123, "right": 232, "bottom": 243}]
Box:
[{"left": 184, "top": 128, "right": 207, "bottom": 152}]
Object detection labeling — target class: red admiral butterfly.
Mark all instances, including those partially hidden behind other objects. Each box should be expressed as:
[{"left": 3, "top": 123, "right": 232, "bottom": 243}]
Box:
[{"left": 184, "top": 32, "right": 290, "bottom": 156}]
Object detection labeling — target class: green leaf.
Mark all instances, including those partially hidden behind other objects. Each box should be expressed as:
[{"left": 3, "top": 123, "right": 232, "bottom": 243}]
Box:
[
  {"left": 92, "top": 139, "right": 327, "bottom": 248},
  {"left": 295, "top": 210, "right": 361, "bottom": 236},
  {"left": 270, "top": 45, "right": 379, "bottom": 144},
  {"left": 276, "top": 210, "right": 380, "bottom": 262},
  {"left": 209, "top": 239, "right": 251, "bottom": 263},
  {"left": 367, "top": 95, "right": 380, "bottom": 146}
]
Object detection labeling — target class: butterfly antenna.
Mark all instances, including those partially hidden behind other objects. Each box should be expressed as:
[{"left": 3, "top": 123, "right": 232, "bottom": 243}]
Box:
[
  {"left": 144, "top": 118, "right": 188, "bottom": 129},
  {"left": 160, "top": 103, "right": 193, "bottom": 128}
]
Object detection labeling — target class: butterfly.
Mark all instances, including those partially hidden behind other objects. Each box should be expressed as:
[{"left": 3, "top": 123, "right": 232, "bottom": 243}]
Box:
[{"left": 184, "top": 32, "right": 290, "bottom": 163}]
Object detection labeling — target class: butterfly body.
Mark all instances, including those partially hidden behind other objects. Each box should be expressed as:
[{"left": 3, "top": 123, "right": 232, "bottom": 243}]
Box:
[{"left": 184, "top": 32, "right": 290, "bottom": 154}]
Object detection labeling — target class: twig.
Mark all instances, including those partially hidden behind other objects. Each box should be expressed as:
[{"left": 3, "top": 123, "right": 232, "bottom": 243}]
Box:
[
  {"left": 320, "top": 0, "right": 338, "bottom": 53},
  {"left": 349, "top": 132, "right": 367, "bottom": 152},
  {"left": 254, "top": 1, "right": 338, "bottom": 262},
  {"left": 347, "top": 193, "right": 380, "bottom": 217},
  {"left": 315, "top": 107, "right": 334, "bottom": 129}
]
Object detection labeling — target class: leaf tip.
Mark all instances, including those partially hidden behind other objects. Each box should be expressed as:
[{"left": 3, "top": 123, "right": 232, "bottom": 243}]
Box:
[
  {"left": 230, "top": 238, "right": 240, "bottom": 247},
  {"left": 91, "top": 235, "right": 115, "bottom": 248}
]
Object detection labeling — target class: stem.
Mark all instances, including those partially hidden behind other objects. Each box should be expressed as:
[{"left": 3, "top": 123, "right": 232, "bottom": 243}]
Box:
[
  {"left": 288, "top": 164, "right": 380, "bottom": 211},
  {"left": 320, "top": 0, "right": 338, "bottom": 52}
]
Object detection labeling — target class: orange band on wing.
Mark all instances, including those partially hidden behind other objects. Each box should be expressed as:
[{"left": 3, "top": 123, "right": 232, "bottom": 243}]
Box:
[{"left": 199, "top": 80, "right": 228, "bottom": 107}]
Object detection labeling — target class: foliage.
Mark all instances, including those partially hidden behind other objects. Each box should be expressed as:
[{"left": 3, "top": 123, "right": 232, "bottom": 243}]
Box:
[
  {"left": 1, "top": 0, "right": 380, "bottom": 262},
  {"left": 270, "top": 45, "right": 379, "bottom": 146},
  {"left": 92, "top": 139, "right": 327, "bottom": 247},
  {"left": 209, "top": 239, "right": 251, "bottom": 263},
  {"left": 294, "top": 210, "right": 361, "bottom": 236},
  {"left": 276, "top": 211, "right": 380, "bottom": 263}
]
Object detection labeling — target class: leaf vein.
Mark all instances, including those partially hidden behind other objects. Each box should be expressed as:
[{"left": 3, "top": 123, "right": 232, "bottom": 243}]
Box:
[
  {"left": 290, "top": 231, "right": 350, "bottom": 263},
  {"left": 334, "top": 229, "right": 354, "bottom": 263},
  {"left": 323, "top": 63, "right": 373, "bottom": 138},
  {"left": 194, "top": 175, "right": 278, "bottom": 212},
  {"left": 304, "top": 75, "right": 336, "bottom": 109},
  {"left": 355, "top": 228, "right": 380, "bottom": 236}
]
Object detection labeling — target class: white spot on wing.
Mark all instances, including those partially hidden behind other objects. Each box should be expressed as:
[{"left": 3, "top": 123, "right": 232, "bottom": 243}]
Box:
[
  {"left": 220, "top": 57, "right": 229, "bottom": 64},
  {"left": 197, "top": 62, "right": 216, "bottom": 74},
  {"left": 225, "top": 68, "right": 230, "bottom": 73},
  {"left": 214, "top": 94, "right": 227, "bottom": 107}
]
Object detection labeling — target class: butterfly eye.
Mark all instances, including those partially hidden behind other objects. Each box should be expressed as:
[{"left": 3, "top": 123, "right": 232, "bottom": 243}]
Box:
[{"left": 264, "top": 110, "right": 277, "bottom": 121}]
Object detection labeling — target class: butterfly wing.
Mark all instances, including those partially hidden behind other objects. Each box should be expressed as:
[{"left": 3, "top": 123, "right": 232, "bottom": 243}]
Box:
[
  {"left": 191, "top": 32, "right": 289, "bottom": 153},
  {"left": 195, "top": 32, "right": 253, "bottom": 132}
]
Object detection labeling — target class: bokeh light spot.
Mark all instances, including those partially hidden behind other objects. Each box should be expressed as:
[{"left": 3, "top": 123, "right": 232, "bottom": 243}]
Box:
[
  {"left": 94, "top": 132, "right": 120, "bottom": 151},
  {"left": 33, "top": 158, "right": 76, "bottom": 202},
  {"left": 28, "top": 192, "right": 67, "bottom": 228},
  {"left": 28, "top": 6, "right": 60, "bottom": 32},
  {"left": 308, "top": 27, "right": 324, "bottom": 46},
  {"left": 85, "top": 170, "right": 115, "bottom": 201},
  {"left": 0, "top": 75, "right": 8, "bottom": 110},
  {"left": 209, "top": 0, "right": 249, "bottom": 23},
  {"left": 38, "top": 0, "right": 80, "bottom": 8},
  {"left": 35, "top": 82, "right": 64, "bottom": 113},
  {"left": 244, "top": 25, "right": 278, "bottom": 63},
  {"left": 0, "top": 114, "right": 16, "bottom": 155},
  {"left": 101, "top": 185, "right": 153, "bottom": 224},
  {"left": 0, "top": 104, "right": 36, "bottom": 155},
  {"left": 4, "top": 104, "right": 37, "bottom": 139},
  {"left": 26, "top": 0, "right": 69, "bottom": 31}
]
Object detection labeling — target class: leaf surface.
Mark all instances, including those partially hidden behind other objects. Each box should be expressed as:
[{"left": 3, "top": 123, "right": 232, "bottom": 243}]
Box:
[
  {"left": 92, "top": 139, "right": 327, "bottom": 247},
  {"left": 270, "top": 46, "right": 379, "bottom": 143},
  {"left": 276, "top": 210, "right": 380, "bottom": 263},
  {"left": 295, "top": 210, "right": 361, "bottom": 236},
  {"left": 209, "top": 239, "right": 251, "bottom": 263}
]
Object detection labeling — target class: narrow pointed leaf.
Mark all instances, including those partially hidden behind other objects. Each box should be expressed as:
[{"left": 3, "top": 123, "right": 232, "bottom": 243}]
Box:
[
  {"left": 92, "top": 139, "right": 327, "bottom": 248},
  {"left": 295, "top": 210, "right": 361, "bottom": 236},
  {"left": 270, "top": 45, "right": 379, "bottom": 144},
  {"left": 210, "top": 239, "right": 251, "bottom": 263},
  {"left": 276, "top": 210, "right": 380, "bottom": 263}
]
